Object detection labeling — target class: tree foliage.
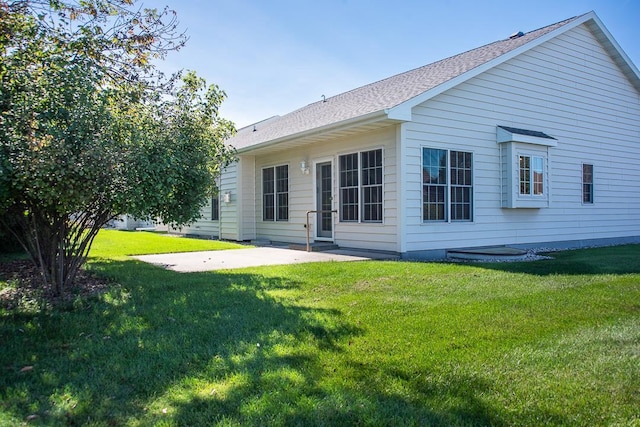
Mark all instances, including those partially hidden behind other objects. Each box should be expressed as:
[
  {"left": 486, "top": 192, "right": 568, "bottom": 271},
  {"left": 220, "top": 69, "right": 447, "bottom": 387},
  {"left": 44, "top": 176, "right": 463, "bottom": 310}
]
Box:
[{"left": 0, "top": 0, "right": 236, "bottom": 296}]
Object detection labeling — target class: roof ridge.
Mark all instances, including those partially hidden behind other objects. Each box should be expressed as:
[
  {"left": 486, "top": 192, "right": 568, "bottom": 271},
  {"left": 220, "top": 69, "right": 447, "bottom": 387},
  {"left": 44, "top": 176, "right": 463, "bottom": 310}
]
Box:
[
  {"left": 228, "top": 13, "right": 601, "bottom": 151},
  {"left": 314, "top": 14, "right": 583, "bottom": 106}
]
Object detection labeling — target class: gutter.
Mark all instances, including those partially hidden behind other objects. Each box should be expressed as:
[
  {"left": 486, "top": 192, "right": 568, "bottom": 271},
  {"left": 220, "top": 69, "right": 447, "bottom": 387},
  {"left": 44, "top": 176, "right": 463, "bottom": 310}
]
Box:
[{"left": 235, "top": 109, "right": 395, "bottom": 154}]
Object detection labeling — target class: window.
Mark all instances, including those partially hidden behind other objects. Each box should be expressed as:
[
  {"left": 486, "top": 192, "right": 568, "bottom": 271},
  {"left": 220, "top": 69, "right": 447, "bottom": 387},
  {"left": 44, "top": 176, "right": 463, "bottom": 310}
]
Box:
[
  {"left": 211, "top": 195, "right": 219, "bottom": 221},
  {"left": 275, "top": 165, "right": 289, "bottom": 221},
  {"left": 361, "top": 149, "right": 383, "bottom": 222},
  {"left": 582, "top": 164, "right": 593, "bottom": 204},
  {"left": 450, "top": 151, "right": 473, "bottom": 220},
  {"left": 519, "top": 155, "right": 544, "bottom": 196},
  {"left": 422, "top": 148, "right": 447, "bottom": 221},
  {"left": 339, "top": 153, "right": 358, "bottom": 221},
  {"left": 422, "top": 148, "right": 473, "bottom": 222},
  {"left": 497, "top": 125, "right": 555, "bottom": 209},
  {"left": 263, "top": 168, "right": 274, "bottom": 221},
  {"left": 520, "top": 155, "right": 545, "bottom": 195},
  {"left": 339, "top": 149, "right": 383, "bottom": 223},
  {"left": 519, "top": 156, "right": 530, "bottom": 194},
  {"left": 263, "top": 165, "right": 288, "bottom": 221}
]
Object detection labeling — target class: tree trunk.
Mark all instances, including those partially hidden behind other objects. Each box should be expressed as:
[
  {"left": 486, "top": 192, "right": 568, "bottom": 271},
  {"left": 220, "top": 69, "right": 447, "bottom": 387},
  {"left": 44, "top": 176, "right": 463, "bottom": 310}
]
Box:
[{"left": 2, "top": 203, "right": 112, "bottom": 297}]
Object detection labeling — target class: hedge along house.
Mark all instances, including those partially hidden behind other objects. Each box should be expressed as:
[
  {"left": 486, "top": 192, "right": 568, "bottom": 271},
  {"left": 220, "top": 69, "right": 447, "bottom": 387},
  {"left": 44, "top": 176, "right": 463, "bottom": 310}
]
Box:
[{"left": 181, "top": 11, "right": 640, "bottom": 259}]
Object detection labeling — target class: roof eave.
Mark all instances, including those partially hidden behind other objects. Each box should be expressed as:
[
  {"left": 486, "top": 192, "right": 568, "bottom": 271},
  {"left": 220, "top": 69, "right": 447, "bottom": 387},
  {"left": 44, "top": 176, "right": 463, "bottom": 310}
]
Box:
[
  {"left": 585, "top": 13, "right": 640, "bottom": 94},
  {"left": 235, "top": 109, "right": 400, "bottom": 154},
  {"left": 387, "top": 11, "right": 640, "bottom": 117}
]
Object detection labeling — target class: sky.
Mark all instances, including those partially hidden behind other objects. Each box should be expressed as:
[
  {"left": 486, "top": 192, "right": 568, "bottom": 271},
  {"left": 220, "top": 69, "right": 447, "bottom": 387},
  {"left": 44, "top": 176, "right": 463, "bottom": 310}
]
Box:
[{"left": 156, "top": 0, "right": 640, "bottom": 129}]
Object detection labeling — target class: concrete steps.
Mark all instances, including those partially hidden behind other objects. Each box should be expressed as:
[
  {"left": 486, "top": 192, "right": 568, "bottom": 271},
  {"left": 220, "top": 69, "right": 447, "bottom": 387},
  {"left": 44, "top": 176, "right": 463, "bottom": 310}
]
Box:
[
  {"left": 447, "top": 246, "right": 528, "bottom": 261},
  {"left": 289, "top": 242, "right": 339, "bottom": 252}
]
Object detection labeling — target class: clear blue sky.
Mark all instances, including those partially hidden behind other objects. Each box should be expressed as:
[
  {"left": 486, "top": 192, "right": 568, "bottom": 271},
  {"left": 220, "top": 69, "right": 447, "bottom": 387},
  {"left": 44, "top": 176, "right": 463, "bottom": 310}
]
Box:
[{"left": 158, "top": 0, "right": 640, "bottom": 129}]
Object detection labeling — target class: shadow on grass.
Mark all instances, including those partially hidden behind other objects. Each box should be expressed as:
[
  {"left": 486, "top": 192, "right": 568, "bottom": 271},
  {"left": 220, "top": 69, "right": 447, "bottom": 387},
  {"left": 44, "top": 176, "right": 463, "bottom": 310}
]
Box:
[
  {"left": 1, "top": 259, "right": 519, "bottom": 426},
  {"left": 171, "top": 369, "right": 504, "bottom": 427}
]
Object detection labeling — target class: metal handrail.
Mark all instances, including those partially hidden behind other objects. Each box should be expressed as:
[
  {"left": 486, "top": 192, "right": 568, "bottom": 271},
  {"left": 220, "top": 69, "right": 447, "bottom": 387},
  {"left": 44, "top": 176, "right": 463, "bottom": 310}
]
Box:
[{"left": 305, "top": 210, "right": 337, "bottom": 252}]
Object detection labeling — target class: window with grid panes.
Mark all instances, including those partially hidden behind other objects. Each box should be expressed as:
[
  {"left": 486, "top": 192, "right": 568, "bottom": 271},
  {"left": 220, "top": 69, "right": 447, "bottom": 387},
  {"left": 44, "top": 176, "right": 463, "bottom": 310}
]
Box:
[
  {"left": 262, "top": 165, "right": 289, "bottom": 221},
  {"left": 582, "top": 163, "right": 593, "bottom": 204},
  {"left": 422, "top": 148, "right": 473, "bottom": 222},
  {"left": 339, "top": 149, "right": 383, "bottom": 222},
  {"left": 361, "top": 149, "right": 383, "bottom": 222},
  {"left": 339, "top": 153, "right": 359, "bottom": 222},
  {"left": 211, "top": 195, "right": 219, "bottom": 221},
  {"left": 450, "top": 150, "right": 472, "bottom": 221},
  {"left": 519, "top": 155, "right": 544, "bottom": 196}
]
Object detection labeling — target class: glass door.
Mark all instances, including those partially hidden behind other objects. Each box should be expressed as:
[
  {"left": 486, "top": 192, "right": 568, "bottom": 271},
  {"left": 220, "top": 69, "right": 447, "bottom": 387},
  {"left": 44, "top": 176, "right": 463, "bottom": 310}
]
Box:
[{"left": 316, "top": 162, "right": 333, "bottom": 239}]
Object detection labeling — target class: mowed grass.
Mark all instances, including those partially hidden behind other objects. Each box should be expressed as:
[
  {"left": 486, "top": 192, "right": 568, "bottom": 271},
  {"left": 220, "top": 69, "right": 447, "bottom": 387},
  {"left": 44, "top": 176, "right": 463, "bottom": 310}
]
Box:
[
  {"left": 0, "top": 232, "right": 638, "bottom": 426},
  {"left": 89, "top": 229, "right": 248, "bottom": 258}
]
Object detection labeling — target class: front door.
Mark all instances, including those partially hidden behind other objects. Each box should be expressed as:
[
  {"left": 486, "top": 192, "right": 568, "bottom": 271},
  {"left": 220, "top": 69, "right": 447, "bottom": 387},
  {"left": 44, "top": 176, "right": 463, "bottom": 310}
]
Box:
[{"left": 316, "top": 162, "right": 333, "bottom": 239}]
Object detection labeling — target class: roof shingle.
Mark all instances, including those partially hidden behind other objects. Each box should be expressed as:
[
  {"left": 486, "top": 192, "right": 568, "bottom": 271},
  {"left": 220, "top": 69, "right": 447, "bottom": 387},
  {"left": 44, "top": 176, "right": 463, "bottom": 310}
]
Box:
[
  {"left": 497, "top": 126, "right": 557, "bottom": 140},
  {"left": 228, "top": 15, "right": 583, "bottom": 150}
]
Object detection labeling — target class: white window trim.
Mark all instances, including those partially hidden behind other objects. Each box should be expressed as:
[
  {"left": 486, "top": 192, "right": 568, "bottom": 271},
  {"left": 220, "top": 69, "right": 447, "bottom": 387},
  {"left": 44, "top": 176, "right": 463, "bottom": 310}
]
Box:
[
  {"left": 421, "top": 146, "right": 475, "bottom": 223},
  {"left": 499, "top": 144, "right": 552, "bottom": 209},
  {"left": 261, "top": 164, "right": 289, "bottom": 222},
  {"left": 516, "top": 151, "right": 547, "bottom": 199},
  {"left": 210, "top": 176, "right": 221, "bottom": 222},
  {"left": 497, "top": 125, "right": 555, "bottom": 209},
  {"left": 337, "top": 147, "right": 385, "bottom": 224},
  {"left": 211, "top": 195, "right": 220, "bottom": 221},
  {"left": 582, "top": 163, "right": 594, "bottom": 205}
]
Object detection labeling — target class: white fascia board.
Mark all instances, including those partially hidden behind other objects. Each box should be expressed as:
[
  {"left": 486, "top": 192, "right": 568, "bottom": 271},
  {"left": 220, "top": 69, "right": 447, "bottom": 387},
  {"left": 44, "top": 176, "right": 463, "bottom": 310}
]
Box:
[
  {"left": 385, "top": 12, "right": 602, "bottom": 116},
  {"left": 235, "top": 110, "right": 389, "bottom": 154},
  {"left": 586, "top": 12, "right": 640, "bottom": 93},
  {"left": 385, "top": 107, "right": 413, "bottom": 121}
]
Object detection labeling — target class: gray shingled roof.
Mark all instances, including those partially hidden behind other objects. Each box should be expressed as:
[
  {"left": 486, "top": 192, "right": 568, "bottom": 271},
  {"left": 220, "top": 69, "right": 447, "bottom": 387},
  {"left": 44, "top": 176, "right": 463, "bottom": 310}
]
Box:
[
  {"left": 497, "top": 126, "right": 557, "bottom": 140},
  {"left": 229, "top": 15, "right": 583, "bottom": 151}
]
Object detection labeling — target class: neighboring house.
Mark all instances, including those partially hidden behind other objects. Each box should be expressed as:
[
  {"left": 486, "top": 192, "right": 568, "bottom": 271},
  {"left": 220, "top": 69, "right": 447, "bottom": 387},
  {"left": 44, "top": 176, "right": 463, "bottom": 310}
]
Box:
[
  {"left": 111, "top": 215, "right": 155, "bottom": 231},
  {"left": 188, "top": 11, "right": 640, "bottom": 259}
]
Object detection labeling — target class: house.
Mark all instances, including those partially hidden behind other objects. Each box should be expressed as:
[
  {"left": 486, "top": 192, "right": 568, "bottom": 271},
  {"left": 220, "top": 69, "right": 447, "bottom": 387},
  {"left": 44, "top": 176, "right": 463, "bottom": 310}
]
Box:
[
  {"left": 180, "top": 11, "right": 640, "bottom": 259},
  {"left": 110, "top": 215, "right": 155, "bottom": 231}
]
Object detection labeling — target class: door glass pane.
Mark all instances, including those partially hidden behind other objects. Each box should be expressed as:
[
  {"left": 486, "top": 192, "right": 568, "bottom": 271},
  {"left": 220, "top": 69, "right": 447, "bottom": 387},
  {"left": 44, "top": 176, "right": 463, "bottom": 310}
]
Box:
[{"left": 317, "top": 163, "right": 333, "bottom": 238}]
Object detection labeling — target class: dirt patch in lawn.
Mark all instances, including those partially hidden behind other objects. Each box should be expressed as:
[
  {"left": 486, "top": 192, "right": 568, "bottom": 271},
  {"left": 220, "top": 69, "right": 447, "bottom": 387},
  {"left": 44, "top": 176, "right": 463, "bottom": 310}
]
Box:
[{"left": 0, "top": 259, "right": 112, "bottom": 311}]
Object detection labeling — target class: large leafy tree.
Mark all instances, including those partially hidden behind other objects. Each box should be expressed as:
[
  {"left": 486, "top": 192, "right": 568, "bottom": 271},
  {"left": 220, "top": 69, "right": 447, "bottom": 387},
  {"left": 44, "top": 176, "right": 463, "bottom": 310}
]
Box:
[{"left": 0, "top": 1, "right": 235, "bottom": 296}]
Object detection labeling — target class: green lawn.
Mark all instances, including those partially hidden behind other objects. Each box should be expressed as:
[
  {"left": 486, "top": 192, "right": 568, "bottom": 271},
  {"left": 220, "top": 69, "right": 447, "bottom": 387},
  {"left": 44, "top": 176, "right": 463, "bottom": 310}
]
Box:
[
  {"left": 1, "top": 232, "right": 639, "bottom": 426},
  {"left": 88, "top": 229, "right": 248, "bottom": 258}
]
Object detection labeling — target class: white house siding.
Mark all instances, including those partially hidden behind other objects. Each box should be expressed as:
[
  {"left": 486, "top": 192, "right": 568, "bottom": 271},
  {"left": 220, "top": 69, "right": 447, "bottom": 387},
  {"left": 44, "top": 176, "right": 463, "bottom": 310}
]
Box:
[
  {"left": 402, "top": 23, "right": 640, "bottom": 256},
  {"left": 169, "top": 196, "right": 221, "bottom": 237},
  {"left": 231, "top": 155, "right": 257, "bottom": 241},
  {"left": 167, "top": 160, "right": 254, "bottom": 240},
  {"left": 111, "top": 215, "right": 155, "bottom": 231},
  {"left": 219, "top": 161, "right": 243, "bottom": 240},
  {"left": 252, "top": 126, "right": 399, "bottom": 251}
]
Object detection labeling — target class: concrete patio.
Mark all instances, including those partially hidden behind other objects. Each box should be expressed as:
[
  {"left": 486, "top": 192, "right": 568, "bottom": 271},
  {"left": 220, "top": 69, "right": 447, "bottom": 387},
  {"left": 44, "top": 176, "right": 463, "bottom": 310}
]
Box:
[{"left": 134, "top": 247, "right": 399, "bottom": 272}]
